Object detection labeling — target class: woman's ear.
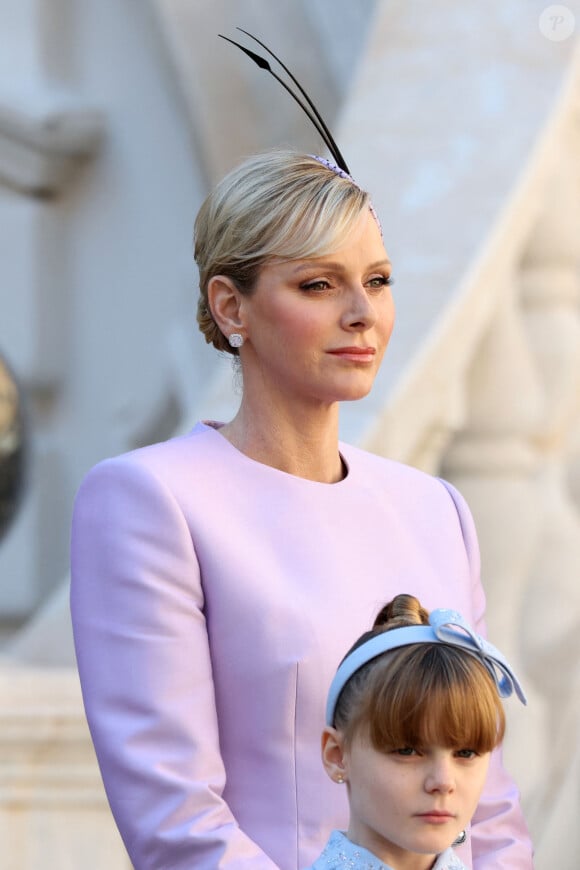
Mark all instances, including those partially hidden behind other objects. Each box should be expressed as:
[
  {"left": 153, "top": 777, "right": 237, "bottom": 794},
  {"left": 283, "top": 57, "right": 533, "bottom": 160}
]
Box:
[
  {"left": 321, "top": 726, "right": 348, "bottom": 784},
  {"left": 207, "top": 275, "right": 245, "bottom": 340}
]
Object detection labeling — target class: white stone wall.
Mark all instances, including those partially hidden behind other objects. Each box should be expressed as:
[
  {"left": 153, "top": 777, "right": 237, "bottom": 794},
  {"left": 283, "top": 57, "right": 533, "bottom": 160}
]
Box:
[
  {"left": 0, "top": 0, "right": 211, "bottom": 622},
  {"left": 1, "top": 0, "right": 579, "bottom": 867}
]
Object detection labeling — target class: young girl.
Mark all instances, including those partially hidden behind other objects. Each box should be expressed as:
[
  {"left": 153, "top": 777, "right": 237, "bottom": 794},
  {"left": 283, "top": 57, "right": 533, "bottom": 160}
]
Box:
[{"left": 308, "top": 594, "right": 527, "bottom": 870}]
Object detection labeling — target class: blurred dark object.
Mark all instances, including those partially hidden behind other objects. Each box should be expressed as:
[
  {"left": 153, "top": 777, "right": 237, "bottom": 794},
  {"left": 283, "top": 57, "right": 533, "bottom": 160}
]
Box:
[{"left": 0, "top": 353, "right": 25, "bottom": 541}]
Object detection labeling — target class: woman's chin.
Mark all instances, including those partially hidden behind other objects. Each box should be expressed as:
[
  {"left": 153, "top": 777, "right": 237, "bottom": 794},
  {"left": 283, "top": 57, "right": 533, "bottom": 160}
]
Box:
[{"left": 338, "top": 383, "right": 376, "bottom": 403}]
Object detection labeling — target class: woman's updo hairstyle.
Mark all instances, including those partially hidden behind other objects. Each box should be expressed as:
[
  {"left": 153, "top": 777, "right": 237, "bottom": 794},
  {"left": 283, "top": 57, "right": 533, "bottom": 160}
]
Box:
[
  {"left": 194, "top": 150, "right": 370, "bottom": 354},
  {"left": 333, "top": 594, "right": 506, "bottom": 753}
]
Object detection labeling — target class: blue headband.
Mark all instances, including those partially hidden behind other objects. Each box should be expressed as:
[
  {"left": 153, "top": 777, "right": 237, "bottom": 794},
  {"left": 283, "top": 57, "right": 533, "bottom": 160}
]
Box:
[{"left": 326, "top": 607, "right": 527, "bottom": 726}]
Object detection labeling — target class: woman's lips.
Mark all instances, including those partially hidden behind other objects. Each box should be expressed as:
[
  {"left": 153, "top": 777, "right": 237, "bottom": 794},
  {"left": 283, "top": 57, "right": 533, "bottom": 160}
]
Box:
[{"left": 327, "top": 347, "right": 376, "bottom": 362}]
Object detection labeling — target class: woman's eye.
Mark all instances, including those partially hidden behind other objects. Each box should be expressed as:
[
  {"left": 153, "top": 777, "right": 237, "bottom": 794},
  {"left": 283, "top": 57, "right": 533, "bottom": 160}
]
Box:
[
  {"left": 367, "top": 275, "right": 394, "bottom": 289},
  {"left": 394, "top": 747, "right": 417, "bottom": 757},
  {"left": 456, "top": 749, "right": 478, "bottom": 759},
  {"left": 300, "top": 280, "right": 330, "bottom": 292}
]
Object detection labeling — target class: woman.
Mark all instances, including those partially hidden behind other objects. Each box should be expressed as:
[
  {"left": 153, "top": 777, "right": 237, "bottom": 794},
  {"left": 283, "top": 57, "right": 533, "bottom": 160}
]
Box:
[{"left": 70, "top": 151, "right": 533, "bottom": 869}]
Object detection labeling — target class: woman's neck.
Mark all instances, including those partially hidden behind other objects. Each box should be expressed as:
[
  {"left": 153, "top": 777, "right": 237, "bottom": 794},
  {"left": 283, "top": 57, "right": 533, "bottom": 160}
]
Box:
[{"left": 219, "top": 398, "right": 344, "bottom": 483}]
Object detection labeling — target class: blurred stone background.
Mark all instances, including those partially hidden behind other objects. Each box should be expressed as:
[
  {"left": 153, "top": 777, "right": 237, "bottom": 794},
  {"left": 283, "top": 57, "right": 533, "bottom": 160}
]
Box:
[{"left": 0, "top": 1, "right": 579, "bottom": 867}]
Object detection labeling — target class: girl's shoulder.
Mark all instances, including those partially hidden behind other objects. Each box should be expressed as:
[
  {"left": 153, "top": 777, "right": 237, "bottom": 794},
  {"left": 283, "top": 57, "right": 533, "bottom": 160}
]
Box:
[
  {"left": 433, "top": 846, "right": 469, "bottom": 869},
  {"left": 305, "top": 831, "right": 468, "bottom": 870},
  {"left": 305, "top": 830, "right": 392, "bottom": 869}
]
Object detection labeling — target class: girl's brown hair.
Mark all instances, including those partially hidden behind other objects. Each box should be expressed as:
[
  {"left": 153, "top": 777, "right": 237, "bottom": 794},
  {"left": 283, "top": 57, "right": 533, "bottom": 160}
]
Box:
[{"left": 334, "top": 594, "right": 506, "bottom": 753}]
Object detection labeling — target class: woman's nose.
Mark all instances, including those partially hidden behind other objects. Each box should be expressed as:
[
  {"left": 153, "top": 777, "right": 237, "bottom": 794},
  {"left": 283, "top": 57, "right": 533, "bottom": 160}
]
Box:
[{"left": 341, "top": 286, "right": 378, "bottom": 331}]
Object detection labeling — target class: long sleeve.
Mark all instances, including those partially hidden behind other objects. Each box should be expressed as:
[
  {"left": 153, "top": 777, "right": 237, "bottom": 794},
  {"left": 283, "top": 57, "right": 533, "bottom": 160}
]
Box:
[
  {"left": 70, "top": 456, "right": 279, "bottom": 870},
  {"left": 439, "top": 480, "right": 534, "bottom": 869}
]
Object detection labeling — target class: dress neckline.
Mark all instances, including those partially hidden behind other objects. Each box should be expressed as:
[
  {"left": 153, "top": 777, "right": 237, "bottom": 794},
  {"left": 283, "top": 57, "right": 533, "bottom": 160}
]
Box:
[{"left": 197, "top": 420, "right": 351, "bottom": 488}]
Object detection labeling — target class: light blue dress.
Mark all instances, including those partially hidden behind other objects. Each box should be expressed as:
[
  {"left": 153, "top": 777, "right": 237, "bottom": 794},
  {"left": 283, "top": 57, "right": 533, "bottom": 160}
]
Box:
[{"left": 304, "top": 830, "right": 468, "bottom": 870}]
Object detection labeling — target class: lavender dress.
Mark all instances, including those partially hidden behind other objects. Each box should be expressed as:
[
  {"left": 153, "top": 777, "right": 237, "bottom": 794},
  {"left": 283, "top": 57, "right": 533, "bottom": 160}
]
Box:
[{"left": 70, "top": 422, "right": 532, "bottom": 869}]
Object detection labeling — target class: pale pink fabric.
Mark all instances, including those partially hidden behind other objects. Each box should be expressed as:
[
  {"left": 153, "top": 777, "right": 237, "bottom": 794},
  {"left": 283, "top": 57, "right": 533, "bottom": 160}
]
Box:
[{"left": 70, "top": 422, "right": 533, "bottom": 869}]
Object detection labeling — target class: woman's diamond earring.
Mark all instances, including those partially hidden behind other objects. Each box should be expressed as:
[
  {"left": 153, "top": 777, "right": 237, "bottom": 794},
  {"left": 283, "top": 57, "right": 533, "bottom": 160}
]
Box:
[{"left": 228, "top": 333, "right": 244, "bottom": 348}]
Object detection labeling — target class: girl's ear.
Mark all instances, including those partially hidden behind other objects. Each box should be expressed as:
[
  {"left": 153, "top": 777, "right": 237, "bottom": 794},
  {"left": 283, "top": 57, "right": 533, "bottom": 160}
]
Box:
[
  {"left": 207, "top": 275, "right": 246, "bottom": 339},
  {"left": 321, "top": 726, "right": 348, "bottom": 784}
]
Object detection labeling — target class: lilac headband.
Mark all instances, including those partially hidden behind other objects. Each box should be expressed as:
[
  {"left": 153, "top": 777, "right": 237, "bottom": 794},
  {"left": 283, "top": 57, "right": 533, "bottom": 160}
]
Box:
[
  {"left": 308, "top": 155, "right": 383, "bottom": 236},
  {"left": 326, "top": 607, "right": 527, "bottom": 726}
]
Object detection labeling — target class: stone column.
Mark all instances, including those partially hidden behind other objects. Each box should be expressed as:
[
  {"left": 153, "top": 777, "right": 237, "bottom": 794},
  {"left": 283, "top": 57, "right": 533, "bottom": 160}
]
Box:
[
  {"left": 440, "top": 280, "right": 546, "bottom": 810},
  {"left": 518, "top": 137, "right": 580, "bottom": 857},
  {"left": 0, "top": 666, "right": 130, "bottom": 870}
]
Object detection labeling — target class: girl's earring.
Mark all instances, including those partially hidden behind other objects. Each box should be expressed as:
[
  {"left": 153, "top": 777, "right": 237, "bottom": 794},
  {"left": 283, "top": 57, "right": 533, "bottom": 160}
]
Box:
[
  {"left": 228, "top": 333, "right": 244, "bottom": 349},
  {"left": 336, "top": 774, "right": 345, "bottom": 784}
]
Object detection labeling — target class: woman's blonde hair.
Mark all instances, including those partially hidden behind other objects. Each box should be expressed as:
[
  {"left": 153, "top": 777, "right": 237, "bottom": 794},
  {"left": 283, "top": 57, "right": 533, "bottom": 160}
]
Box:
[
  {"left": 334, "top": 594, "right": 506, "bottom": 753},
  {"left": 193, "top": 150, "right": 370, "bottom": 354}
]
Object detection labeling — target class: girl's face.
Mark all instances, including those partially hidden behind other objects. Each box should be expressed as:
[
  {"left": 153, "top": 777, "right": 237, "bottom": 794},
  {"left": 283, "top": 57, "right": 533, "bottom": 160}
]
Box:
[
  {"left": 342, "top": 734, "right": 490, "bottom": 867},
  {"left": 237, "top": 210, "right": 394, "bottom": 411}
]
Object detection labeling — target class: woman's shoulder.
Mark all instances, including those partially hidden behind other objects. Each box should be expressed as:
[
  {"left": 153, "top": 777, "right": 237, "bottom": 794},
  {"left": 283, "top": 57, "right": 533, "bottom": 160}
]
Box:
[
  {"left": 341, "top": 442, "right": 474, "bottom": 533},
  {"left": 342, "top": 440, "right": 419, "bottom": 479},
  {"left": 76, "top": 422, "right": 223, "bottom": 494},
  {"left": 342, "top": 441, "right": 456, "bottom": 494}
]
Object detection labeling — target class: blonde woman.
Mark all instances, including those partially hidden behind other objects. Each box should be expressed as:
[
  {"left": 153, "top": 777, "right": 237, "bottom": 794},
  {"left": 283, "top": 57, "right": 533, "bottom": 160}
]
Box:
[{"left": 71, "top": 151, "right": 532, "bottom": 869}]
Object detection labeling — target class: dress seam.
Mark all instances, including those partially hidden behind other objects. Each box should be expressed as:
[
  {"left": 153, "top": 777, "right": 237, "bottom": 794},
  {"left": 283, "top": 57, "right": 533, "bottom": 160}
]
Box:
[{"left": 293, "top": 661, "right": 299, "bottom": 869}]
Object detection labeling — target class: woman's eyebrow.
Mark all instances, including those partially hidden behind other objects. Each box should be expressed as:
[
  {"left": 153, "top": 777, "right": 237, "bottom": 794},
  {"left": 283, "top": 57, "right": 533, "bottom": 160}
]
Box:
[
  {"left": 290, "top": 258, "right": 392, "bottom": 275},
  {"left": 367, "top": 259, "right": 392, "bottom": 270}
]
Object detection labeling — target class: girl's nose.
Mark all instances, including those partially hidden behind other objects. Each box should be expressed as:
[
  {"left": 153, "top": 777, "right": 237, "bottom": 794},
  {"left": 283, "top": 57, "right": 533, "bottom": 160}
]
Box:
[{"left": 424, "top": 758, "right": 456, "bottom": 794}]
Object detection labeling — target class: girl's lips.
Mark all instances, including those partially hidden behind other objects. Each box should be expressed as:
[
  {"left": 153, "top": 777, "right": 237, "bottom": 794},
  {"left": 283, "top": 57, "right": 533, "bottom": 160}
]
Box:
[{"left": 415, "top": 811, "right": 455, "bottom": 824}]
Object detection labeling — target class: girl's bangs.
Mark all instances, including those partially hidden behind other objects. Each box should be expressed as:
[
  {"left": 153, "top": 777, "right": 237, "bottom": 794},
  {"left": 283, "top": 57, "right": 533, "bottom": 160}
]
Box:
[{"left": 361, "top": 646, "right": 505, "bottom": 753}]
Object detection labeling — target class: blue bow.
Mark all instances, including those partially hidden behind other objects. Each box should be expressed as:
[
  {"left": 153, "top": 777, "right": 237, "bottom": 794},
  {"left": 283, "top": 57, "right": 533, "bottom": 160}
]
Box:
[
  {"left": 326, "top": 606, "right": 527, "bottom": 725},
  {"left": 429, "top": 608, "right": 527, "bottom": 704}
]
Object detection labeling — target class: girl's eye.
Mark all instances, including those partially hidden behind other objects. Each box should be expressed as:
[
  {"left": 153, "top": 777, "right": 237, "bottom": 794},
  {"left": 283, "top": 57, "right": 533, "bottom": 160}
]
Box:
[
  {"left": 394, "top": 747, "right": 418, "bottom": 757},
  {"left": 455, "top": 749, "right": 478, "bottom": 759}
]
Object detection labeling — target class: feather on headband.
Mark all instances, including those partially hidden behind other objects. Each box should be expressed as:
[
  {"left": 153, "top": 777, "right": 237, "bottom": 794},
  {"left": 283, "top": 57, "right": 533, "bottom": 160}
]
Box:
[
  {"left": 219, "top": 28, "right": 350, "bottom": 174},
  {"left": 219, "top": 30, "right": 383, "bottom": 235}
]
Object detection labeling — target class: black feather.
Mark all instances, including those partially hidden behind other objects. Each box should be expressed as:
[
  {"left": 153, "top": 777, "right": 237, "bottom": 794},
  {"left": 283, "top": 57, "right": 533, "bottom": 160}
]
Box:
[{"left": 218, "top": 30, "right": 350, "bottom": 174}]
